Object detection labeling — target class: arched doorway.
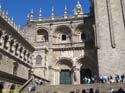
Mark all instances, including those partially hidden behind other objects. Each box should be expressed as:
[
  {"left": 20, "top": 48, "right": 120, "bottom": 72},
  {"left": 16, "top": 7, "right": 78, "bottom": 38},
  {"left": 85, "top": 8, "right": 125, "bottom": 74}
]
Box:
[
  {"left": 9, "top": 84, "right": 15, "bottom": 93},
  {"left": 56, "top": 58, "right": 73, "bottom": 84},
  {"left": 60, "top": 70, "right": 71, "bottom": 84},
  {"left": 80, "top": 68, "right": 92, "bottom": 84},
  {"left": 77, "top": 55, "right": 98, "bottom": 84},
  {"left": 0, "top": 82, "right": 4, "bottom": 93}
]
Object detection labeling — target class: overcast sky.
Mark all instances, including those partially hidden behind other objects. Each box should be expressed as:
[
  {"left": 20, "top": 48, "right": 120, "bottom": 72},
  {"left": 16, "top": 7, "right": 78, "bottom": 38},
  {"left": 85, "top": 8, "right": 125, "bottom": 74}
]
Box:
[{"left": 1, "top": 0, "right": 90, "bottom": 26}]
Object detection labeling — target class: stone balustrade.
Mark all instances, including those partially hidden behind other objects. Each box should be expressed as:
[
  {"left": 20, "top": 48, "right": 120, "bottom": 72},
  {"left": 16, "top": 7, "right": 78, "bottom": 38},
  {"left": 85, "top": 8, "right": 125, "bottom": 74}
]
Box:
[
  {"left": 0, "top": 30, "right": 33, "bottom": 66},
  {"left": 0, "top": 4, "right": 35, "bottom": 67}
]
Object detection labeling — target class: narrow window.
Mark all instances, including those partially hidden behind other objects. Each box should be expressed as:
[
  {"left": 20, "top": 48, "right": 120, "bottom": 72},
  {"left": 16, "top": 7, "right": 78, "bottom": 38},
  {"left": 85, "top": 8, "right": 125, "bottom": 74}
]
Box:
[
  {"left": 36, "top": 55, "right": 42, "bottom": 65},
  {"left": 62, "top": 35, "right": 66, "bottom": 41}
]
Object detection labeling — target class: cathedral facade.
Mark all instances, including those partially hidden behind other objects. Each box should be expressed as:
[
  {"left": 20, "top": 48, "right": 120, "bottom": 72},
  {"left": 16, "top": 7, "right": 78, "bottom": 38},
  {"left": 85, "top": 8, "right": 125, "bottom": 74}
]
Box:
[
  {"left": 0, "top": 0, "right": 125, "bottom": 90},
  {"left": 24, "top": 0, "right": 125, "bottom": 85},
  {"left": 24, "top": 1, "right": 98, "bottom": 85}
]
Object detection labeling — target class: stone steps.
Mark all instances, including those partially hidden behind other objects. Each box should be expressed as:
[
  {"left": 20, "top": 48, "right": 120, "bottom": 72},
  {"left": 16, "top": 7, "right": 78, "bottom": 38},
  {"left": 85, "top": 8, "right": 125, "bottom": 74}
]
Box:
[{"left": 38, "top": 83, "right": 125, "bottom": 93}]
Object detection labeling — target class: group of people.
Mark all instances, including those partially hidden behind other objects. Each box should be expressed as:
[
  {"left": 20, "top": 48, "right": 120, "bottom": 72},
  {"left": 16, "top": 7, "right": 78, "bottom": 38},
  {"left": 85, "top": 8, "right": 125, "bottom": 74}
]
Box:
[
  {"left": 27, "top": 85, "right": 36, "bottom": 92},
  {"left": 69, "top": 87, "right": 124, "bottom": 93},
  {"left": 34, "top": 78, "right": 43, "bottom": 85},
  {"left": 82, "top": 73, "right": 125, "bottom": 84},
  {"left": 28, "top": 78, "right": 43, "bottom": 92}
]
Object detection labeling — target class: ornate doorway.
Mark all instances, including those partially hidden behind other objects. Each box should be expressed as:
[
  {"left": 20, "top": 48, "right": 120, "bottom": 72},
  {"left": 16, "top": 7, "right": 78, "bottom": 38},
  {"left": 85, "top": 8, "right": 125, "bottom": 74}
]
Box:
[
  {"left": 60, "top": 70, "right": 71, "bottom": 84},
  {"left": 56, "top": 58, "right": 73, "bottom": 85}
]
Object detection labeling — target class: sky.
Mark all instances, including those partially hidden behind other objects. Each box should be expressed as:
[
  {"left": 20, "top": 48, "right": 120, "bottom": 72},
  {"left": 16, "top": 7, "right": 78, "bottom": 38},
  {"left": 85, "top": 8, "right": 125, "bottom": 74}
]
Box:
[{"left": 1, "top": 0, "right": 91, "bottom": 26}]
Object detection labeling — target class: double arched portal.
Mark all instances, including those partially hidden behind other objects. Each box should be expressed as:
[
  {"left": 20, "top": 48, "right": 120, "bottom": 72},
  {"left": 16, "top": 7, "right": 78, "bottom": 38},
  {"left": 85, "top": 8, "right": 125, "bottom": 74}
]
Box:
[
  {"left": 55, "top": 55, "right": 98, "bottom": 84},
  {"left": 35, "top": 23, "right": 97, "bottom": 84}
]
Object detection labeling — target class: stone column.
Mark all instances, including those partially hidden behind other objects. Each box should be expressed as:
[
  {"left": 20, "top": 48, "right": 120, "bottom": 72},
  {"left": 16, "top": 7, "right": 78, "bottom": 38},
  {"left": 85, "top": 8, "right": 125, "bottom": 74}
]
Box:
[
  {"left": 28, "top": 53, "right": 32, "bottom": 64},
  {"left": 9, "top": 39, "right": 14, "bottom": 53},
  {"left": 16, "top": 44, "right": 21, "bottom": 57},
  {"left": 0, "top": 32, "right": 4, "bottom": 48},
  {"left": 106, "top": 0, "right": 116, "bottom": 48},
  {"left": 13, "top": 42, "right": 18, "bottom": 56},
  {"left": 7, "top": 36, "right": 13, "bottom": 52},
  {"left": 73, "top": 67, "right": 80, "bottom": 84},
  {"left": 24, "top": 50, "right": 28, "bottom": 61},
  {"left": 20, "top": 47, "right": 24, "bottom": 59},
  {"left": 3, "top": 35, "right": 10, "bottom": 50},
  {"left": 10, "top": 40, "right": 16, "bottom": 54},
  {"left": 54, "top": 70, "right": 60, "bottom": 85},
  {"left": 26, "top": 52, "right": 30, "bottom": 63}
]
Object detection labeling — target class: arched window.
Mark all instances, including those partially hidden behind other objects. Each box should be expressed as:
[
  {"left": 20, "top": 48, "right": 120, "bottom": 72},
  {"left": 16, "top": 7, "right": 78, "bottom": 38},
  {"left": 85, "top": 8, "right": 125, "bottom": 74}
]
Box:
[
  {"left": 36, "top": 29, "right": 48, "bottom": 42},
  {"left": 62, "top": 35, "right": 66, "bottom": 41},
  {"left": 36, "top": 55, "right": 42, "bottom": 65}
]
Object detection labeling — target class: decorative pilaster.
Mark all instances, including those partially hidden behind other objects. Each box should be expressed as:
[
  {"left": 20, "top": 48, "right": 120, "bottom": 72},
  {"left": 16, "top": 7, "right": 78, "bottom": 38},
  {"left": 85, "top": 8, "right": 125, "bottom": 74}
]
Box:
[
  {"left": 93, "top": 0, "right": 100, "bottom": 48},
  {"left": 106, "top": 0, "right": 116, "bottom": 48},
  {"left": 120, "top": 0, "right": 125, "bottom": 31},
  {"left": 74, "top": 67, "right": 80, "bottom": 84},
  {"left": 93, "top": 24, "right": 99, "bottom": 48}
]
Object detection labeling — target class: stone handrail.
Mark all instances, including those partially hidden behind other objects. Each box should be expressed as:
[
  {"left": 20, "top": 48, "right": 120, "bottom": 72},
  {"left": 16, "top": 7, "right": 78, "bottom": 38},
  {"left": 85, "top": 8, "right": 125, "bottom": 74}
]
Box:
[{"left": 19, "top": 77, "right": 34, "bottom": 93}]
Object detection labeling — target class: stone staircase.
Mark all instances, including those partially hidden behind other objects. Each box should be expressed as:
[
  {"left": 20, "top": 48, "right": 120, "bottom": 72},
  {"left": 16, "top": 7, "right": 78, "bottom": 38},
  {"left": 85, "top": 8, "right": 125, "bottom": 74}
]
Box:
[
  {"left": 38, "top": 83, "right": 125, "bottom": 93},
  {"left": 19, "top": 82, "right": 125, "bottom": 93}
]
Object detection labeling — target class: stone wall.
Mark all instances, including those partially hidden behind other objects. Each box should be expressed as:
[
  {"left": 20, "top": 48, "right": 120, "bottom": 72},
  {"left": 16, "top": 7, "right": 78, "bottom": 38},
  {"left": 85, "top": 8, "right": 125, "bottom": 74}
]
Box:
[{"left": 94, "top": 0, "right": 125, "bottom": 76}]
